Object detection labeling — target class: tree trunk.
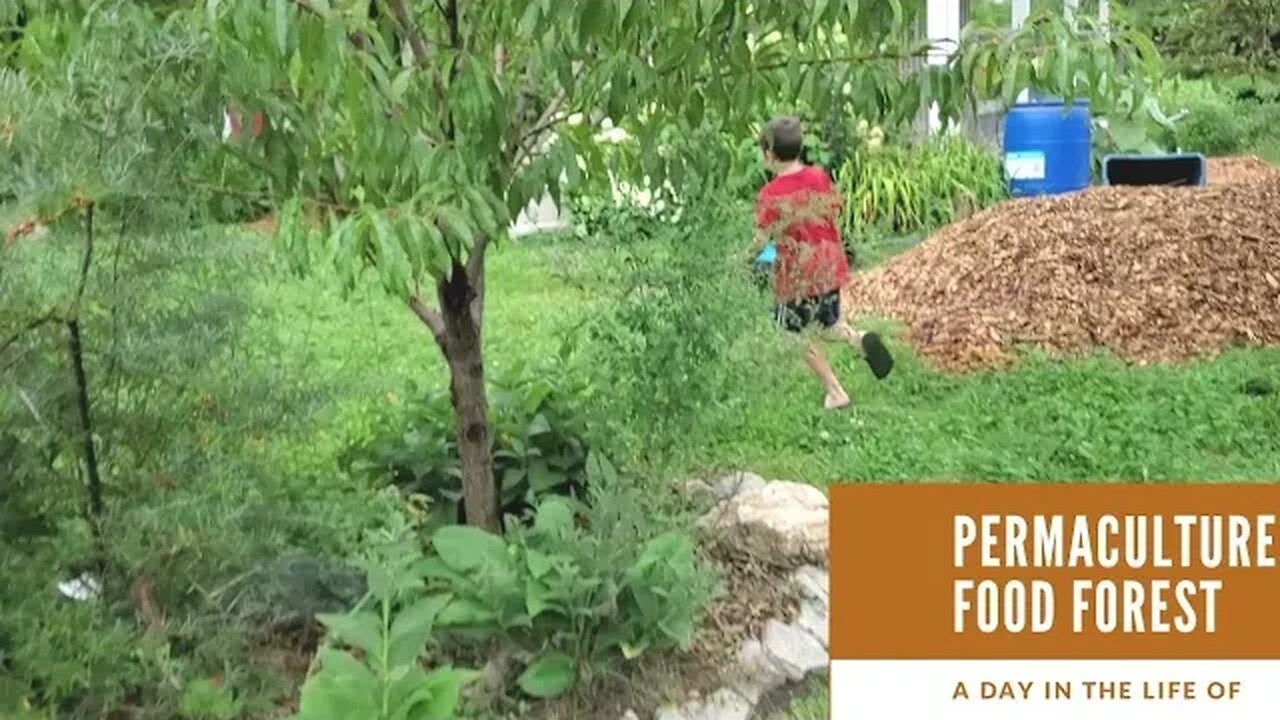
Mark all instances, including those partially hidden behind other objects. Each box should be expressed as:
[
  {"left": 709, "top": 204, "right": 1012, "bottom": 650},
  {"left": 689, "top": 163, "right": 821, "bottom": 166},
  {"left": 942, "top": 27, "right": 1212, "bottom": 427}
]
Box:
[
  {"left": 438, "top": 264, "right": 500, "bottom": 533},
  {"left": 67, "top": 318, "right": 107, "bottom": 569}
]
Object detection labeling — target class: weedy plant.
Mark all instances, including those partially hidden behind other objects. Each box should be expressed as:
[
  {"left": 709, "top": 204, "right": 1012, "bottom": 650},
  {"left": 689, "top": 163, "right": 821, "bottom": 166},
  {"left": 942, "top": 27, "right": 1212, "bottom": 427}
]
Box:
[
  {"left": 418, "top": 454, "right": 717, "bottom": 700},
  {"left": 295, "top": 518, "right": 480, "bottom": 720}
]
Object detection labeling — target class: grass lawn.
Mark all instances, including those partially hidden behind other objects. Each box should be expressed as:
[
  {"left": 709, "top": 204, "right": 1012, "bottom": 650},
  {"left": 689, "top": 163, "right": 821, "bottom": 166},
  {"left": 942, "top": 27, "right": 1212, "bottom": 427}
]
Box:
[{"left": 211, "top": 231, "right": 1280, "bottom": 491}]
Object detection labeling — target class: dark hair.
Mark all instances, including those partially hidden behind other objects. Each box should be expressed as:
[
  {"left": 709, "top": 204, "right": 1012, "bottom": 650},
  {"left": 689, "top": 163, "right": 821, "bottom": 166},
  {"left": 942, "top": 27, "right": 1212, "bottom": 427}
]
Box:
[{"left": 758, "top": 116, "right": 804, "bottom": 162}]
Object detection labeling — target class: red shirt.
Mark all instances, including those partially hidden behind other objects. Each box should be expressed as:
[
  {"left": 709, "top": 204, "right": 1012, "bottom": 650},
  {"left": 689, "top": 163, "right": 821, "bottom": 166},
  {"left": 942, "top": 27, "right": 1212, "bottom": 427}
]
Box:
[{"left": 755, "top": 165, "right": 849, "bottom": 302}]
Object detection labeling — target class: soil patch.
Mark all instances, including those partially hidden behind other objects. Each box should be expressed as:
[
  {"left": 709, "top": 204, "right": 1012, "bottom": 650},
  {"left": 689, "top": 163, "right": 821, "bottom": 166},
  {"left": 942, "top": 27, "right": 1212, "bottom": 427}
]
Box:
[{"left": 844, "top": 177, "right": 1280, "bottom": 372}]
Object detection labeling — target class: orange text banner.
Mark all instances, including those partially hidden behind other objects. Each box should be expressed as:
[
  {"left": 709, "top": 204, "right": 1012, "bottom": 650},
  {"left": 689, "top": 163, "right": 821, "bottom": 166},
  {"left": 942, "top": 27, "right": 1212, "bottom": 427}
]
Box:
[{"left": 830, "top": 483, "right": 1280, "bottom": 661}]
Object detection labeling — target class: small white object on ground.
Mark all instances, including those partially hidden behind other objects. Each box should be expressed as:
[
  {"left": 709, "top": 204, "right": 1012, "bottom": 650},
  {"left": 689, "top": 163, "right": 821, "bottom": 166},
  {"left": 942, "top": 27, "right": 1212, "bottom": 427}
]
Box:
[{"left": 57, "top": 573, "right": 101, "bottom": 601}]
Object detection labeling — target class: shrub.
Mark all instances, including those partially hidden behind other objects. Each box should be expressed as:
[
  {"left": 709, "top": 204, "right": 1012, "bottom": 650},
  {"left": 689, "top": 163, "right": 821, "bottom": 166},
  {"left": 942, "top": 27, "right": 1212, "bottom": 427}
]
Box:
[
  {"left": 579, "top": 193, "right": 782, "bottom": 469},
  {"left": 567, "top": 193, "right": 669, "bottom": 245},
  {"left": 341, "top": 361, "right": 594, "bottom": 529},
  {"left": 418, "top": 454, "right": 717, "bottom": 699},
  {"left": 1158, "top": 78, "right": 1250, "bottom": 155},
  {"left": 836, "top": 135, "right": 1006, "bottom": 244}
]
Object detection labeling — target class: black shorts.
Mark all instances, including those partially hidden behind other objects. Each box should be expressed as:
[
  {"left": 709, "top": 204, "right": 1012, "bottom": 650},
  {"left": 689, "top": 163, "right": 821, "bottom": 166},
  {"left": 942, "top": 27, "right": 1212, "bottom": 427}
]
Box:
[{"left": 773, "top": 290, "right": 841, "bottom": 333}]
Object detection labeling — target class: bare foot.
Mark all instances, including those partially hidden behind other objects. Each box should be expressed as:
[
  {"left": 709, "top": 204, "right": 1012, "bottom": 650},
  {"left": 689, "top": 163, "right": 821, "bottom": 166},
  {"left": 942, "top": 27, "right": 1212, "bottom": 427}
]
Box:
[{"left": 824, "top": 390, "right": 851, "bottom": 411}]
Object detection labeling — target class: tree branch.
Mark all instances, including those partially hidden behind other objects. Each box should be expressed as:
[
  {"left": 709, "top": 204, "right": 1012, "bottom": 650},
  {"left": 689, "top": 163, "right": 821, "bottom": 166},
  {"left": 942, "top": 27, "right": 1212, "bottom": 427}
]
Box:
[
  {"left": 409, "top": 293, "right": 447, "bottom": 348},
  {"left": 386, "top": 0, "right": 431, "bottom": 64},
  {"left": 1, "top": 311, "right": 63, "bottom": 357}
]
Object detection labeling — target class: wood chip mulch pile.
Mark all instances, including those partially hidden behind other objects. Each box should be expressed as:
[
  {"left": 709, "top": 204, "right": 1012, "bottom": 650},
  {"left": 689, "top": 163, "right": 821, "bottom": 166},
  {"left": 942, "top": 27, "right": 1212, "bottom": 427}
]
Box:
[
  {"left": 844, "top": 162, "right": 1280, "bottom": 372},
  {"left": 1207, "top": 155, "right": 1280, "bottom": 187}
]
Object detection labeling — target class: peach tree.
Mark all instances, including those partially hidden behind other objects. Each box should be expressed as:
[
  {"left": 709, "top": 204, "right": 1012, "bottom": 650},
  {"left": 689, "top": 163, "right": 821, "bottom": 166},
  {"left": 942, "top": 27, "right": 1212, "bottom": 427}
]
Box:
[{"left": 198, "top": 0, "right": 1158, "bottom": 532}]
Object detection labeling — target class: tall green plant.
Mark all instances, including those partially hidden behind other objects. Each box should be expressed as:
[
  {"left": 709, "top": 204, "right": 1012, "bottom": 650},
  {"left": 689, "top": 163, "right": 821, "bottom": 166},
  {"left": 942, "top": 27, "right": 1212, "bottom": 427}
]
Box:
[
  {"left": 196, "top": 0, "right": 1160, "bottom": 533},
  {"left": 296, "top": 518, "right": 480, "bottom": 720}
]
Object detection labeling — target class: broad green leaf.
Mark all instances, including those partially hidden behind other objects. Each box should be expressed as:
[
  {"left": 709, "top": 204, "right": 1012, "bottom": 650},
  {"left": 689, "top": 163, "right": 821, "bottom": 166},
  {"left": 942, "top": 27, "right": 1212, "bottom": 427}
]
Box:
[
  {"left": 533, "top": 498, "right": 574, "bottom": 537},
  {"left": 388, "top": 594, "right": 451, "bottom": 667},
  {"left": 585, "top": 452, "right": 617, "bottom": 488},
  {"left": 526, "top": 461, "right": 561, "bottom": 493},
  {"left": 525, "top": 576, "right": 556, "bottom": 617},
  {"left": 431, "top": 525, "right": 508, "bottom": 572},
  {"left": 409, "top": 668, "right": 482, "bottom": 720},
  {"left": 206, "top": 0, "right": 223, "bottom": 24},
  {"left": 296, "top": 650, "right": 380, "bottom": 719},
  {"left": 517, "top": 653, "right": 576, "bottom": 699},
  {"left": 435, "top": 598, "right": 499, "bottom": 627},
  {"left": 316, "top": 611, "right": 383, "bottom": 656},
  {"left": 525, "top": 548, "right": 555, "bottom": 579},
  {"left": 1108, "top": 118, "right": 1147, "bottom": 152}
]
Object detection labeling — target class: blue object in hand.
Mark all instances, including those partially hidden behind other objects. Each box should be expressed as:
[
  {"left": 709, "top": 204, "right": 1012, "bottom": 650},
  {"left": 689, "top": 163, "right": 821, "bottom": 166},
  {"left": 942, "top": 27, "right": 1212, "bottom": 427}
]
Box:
[{"left": 755, "top": 243, "right": 776, "bottom": 266}]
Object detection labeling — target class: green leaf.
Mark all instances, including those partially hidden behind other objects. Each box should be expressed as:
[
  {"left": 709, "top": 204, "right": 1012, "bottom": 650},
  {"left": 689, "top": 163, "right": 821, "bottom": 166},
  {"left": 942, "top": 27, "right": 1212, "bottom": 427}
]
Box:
[
  {"left": 525, "top": 576, "right": 556, "bottom": 617},
  {"left": 517, "top": 653, "right": 576, "bottom": 699},
  {"left": 391, "top": 69, "right": 413, "bottom": 103},
  {"left": 578, "top": 0, "right": 608, "bottom": 44},
  {"left": 296, "top": 649, "right": 380, "bottom": 719},
  {"left": 518, "top": 1, "right": 541, "bottom": 37},
  {"left": 409, "top": 668, "right": 482, "bottom": 720},
  {"left": 388, "top": 594, "right": 451, "bottom": 667},
  {"left": 436, "top": 205, "right": 474, "bottom": 258},
  {"left": 1001, "top": 54, "right": 1022, "bottom": 107},
  {"left": 533, "top": 498, "right": 575, "bottom": 537},
  {"left": 206, "top": 0, "right": 223, "bottom": 24},
  {"left": 436, "top": 598, "right": 499, "bottom": 626},
  {"left": 431, "top": 525, "right": 508, "bottom": 572},
  {"left": 464, "top": 187, "right": 498, "bottom": 237},
  {"left": 273, "top": 0, "right": 288, "bottom": 55},
  {"left": 1107, "top": 118, "right": 1148, "bottom": 152},
  {"left": 525, "top": 548, "right": 555, "bottom": 579},
  {"left": 620, "top": 639, "right": 650, "bottom": 660},
  {"left": 700, "top": 0, "right": 719, "bottom": 23},
  {"left": 1055, "top": 39, "right": 1072, "bottom": 97},
  {"left": 888, "top": 0, "right": 903, "bottom": 25},
  {"left": 316, "top": 611, "right": 383, "bottom": 656},
  {"left": 585, "top": 452, "right": 617, "bottom": 488},
  {"left": 527, "top": 461, "right": 561, "bottom": 493}
]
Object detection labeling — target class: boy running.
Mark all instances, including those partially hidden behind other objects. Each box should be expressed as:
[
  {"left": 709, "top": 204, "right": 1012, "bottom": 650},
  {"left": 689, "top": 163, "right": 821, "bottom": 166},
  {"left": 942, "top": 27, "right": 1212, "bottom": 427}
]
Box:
[{"left": 750, "top": 116, "right": 894, "bottom": 410}]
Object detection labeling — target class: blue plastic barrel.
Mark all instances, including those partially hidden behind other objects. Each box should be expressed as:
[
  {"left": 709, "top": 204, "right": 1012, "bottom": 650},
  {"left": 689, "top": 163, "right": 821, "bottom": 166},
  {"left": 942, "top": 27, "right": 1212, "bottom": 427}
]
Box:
[{"left": 1002, "top": 100, "right": 1092, "bottom": 198}]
